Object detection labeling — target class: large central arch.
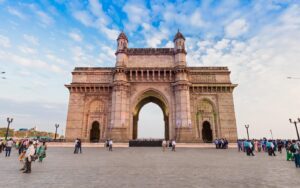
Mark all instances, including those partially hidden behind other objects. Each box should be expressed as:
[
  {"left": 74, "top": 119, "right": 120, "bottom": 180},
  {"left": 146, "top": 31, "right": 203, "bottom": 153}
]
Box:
[{"left": 132, "top": 90, "right": 169, "bottom": 140}]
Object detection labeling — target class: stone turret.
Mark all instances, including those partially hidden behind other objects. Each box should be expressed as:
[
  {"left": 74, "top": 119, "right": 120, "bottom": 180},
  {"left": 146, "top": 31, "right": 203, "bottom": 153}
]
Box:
[
  {"left": 174, "top": 30, "right": 186, "bottom": 67},
  {"left": 173, "top": 30, "right": 191, "bottom": 136},
  {"left": 116, "top": 31, "right": 128, "bottom": 67}
]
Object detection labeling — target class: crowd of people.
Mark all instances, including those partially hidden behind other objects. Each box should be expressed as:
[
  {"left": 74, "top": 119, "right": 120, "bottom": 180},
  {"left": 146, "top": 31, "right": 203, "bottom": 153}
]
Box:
[
  {"left": 214, "top": 138, "right": 228, "bottom": 149},
  {"left": 162, "top": 139, "right": 176, "bottom": 152},
  {"left": 0, "top": 138, "right": 47, "bottom": 173},
  {"left": 237, "top": 138, "right": 300, "bottom": 168}
]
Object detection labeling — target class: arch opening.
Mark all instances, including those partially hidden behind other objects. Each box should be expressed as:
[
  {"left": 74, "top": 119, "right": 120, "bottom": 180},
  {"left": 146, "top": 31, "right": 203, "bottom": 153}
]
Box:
[
  {"left": 202, "top": 121, "right": 213, "bottom": 143},
  {"left": 133, "top": 95, "right": 169, "bottom": 140},
  {"left": 90, "top": 121, "right": 100, "bottom": 142},
  {"left": 138, "top": 103, "right": 165, "bottom": 139}
]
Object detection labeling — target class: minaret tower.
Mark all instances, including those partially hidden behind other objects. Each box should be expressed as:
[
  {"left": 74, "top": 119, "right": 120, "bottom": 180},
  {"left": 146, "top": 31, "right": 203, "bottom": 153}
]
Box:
[
  {"left": 173, "top": 30, "right": 192, "bottom": 140},
  {"left": 109, "top": 31, "right": 130, "bottom": 140}
]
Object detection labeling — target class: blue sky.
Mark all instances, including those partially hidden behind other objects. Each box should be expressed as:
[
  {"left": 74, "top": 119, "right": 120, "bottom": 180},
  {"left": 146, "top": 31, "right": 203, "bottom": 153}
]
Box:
[{"left": 0, "top": 0, "right": 300, "bottom": 139}]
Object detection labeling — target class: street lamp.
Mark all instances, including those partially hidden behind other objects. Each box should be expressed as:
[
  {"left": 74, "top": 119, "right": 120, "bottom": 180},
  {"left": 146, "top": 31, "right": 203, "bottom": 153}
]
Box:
[
  {"left": 54, "top": 124, "right": 59, "bottom": 141},
  {"left": 270, "top": 129, "right": 273, "bottom": 140},
  {"left": 244, "top": 124, "right": 250, "bottom": 140},
  {"left": 5, "top": 117, "right": 13, "bottom": 140},
  {"left": 289, "top": 118, "right": 300, "bottom": 140}
]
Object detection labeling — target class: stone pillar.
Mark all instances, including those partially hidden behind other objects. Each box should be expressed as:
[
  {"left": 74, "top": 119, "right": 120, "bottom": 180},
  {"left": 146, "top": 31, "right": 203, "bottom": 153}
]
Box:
[
  {"left": 109, "top": 31, "right": 130, "bottom": 141},
  {"left": 109, "top": 69, "right": 130, "bottom": 141}
]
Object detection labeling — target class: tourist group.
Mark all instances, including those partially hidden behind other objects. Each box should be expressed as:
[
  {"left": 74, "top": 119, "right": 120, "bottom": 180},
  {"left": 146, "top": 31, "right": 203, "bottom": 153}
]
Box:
[{"left": 0, "top": 138, "right": 47, "bottom": 173}]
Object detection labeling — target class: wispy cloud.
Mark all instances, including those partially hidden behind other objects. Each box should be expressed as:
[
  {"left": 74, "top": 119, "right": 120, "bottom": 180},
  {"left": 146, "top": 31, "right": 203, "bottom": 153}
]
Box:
[
  {"left": 23, "top": 34, "right": 39, "bottom": 46},
  {"left": 225, "top": 19, "right": 249, "bottom": 38},
  {"left": 7, "top": 6, "right": 26, "bottom": 19},
  {"left": 0, "top": 35, "right": 11, "bottom": 48},
  {"left": 36, "top": 10, "right": 54, "bottom": 25},
  {"left": 0, "top": 50, "right": 63, "bottom": 73},
  {"left": 70, "top": 1, "right": 119, "bottom": 40},
  {"left": 69, "top": 31, "right": 83, "bottom": 42},
  {"left": 18, "top": 45, "right": 36, "bottom": 54}
]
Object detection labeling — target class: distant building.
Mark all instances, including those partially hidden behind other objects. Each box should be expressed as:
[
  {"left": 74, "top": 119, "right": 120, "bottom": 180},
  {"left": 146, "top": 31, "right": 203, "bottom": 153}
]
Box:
[{"left": 19, "top": 128, "right": 28, "bottom": 131}]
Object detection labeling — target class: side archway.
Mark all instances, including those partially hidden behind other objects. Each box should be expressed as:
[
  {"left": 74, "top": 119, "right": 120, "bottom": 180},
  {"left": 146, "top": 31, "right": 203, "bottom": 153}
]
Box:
[
  {"left": 202, "top": 121, "right": 213, "bottom": 142},
  {"left": 196, "top": 98, "right": 218, "bottom": 141},
  {"left": 90, "top": 121, "right": 100, "bottom": 142}
]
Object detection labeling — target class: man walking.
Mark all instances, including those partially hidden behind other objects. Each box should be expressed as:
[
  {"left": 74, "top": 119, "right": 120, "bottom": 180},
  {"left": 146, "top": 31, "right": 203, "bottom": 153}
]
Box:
[
  {"left": 23, "top": 141, "right": 35, "bottom": 173},
  {"left": 162, "top": 140, "right": 167, "bottom": 152},
  {"left": 109, "top": 139, "right": 113, "bottom": 151},
  {"left": 171, "top": 139, "right": 176, "bottom": 152},
  {"left": 74, "top": 138, "right": 79, "bottom": 154},
  {"left": 5, "top": 138, "right": 13, "bottom": 157},
  {"left": 78, "top": 139, "right": 82, "bottom": 154}
]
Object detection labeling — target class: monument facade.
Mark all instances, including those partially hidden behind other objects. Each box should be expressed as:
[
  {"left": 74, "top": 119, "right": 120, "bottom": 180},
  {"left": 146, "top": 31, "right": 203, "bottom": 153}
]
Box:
[{"left": 65, "top": 31, "right": 238, "bottom": 142}]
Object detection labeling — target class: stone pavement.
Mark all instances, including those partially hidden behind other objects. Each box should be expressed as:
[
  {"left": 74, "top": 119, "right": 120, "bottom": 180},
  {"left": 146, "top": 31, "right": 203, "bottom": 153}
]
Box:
[
  {"left": 46, "top": 142, "right": 237, "bottom": 148},
  {"left": 0, "top": 147, "right": 299, "bottom": 188}
]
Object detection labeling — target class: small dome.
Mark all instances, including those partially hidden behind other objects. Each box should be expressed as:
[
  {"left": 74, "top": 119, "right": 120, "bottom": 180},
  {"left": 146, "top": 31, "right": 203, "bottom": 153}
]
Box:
[
  {"left": 173, "top": 30, "right": 185, "bottom": 41},
  {"left": 117, "top": 31, "right": 128, "bottom": 41}
]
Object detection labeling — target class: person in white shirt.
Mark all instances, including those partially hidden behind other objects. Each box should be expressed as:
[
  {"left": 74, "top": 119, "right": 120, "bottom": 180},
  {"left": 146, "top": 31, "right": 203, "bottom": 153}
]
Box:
[
  {"left": 162, "top": 140, "right": 167, "bottom": 152},
  {"left": 23, "top": 141, "right": 35, "bottom": 173},
  {"left": 109, "top": 139, "right": 113, "bottom": 151},
  {"left": 74, "top": 138, "right": 79, "bottom": 154},
  {"left": 5, "top": 138, "right": 13, "bottom": 157},
  {"left": 172, "top": 140, "right": 176, "bottom": 152}
]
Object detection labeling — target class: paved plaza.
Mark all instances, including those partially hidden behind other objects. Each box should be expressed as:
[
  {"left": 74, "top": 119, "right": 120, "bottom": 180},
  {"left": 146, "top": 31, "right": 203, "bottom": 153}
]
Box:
[{"left": 1, "top": 147, "right": 299, "bottom": 188}]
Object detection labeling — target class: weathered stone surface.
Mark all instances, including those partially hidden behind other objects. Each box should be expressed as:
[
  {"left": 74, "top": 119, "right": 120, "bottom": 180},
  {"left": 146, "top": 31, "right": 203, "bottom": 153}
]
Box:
[
  {"left": 65, "top": 31, "right": 238, "bottom": 142},
  {"left": 1, "top": 148, "right": 299, "bottom": 188}
]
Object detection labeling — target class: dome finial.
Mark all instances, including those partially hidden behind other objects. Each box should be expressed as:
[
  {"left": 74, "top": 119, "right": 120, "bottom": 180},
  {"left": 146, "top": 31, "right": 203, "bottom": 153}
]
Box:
[
  {"left": 117, "top": 31, "right": 128, "bottom": 41},
  {"left": 174, "top": 30, "right": 185, "bottom": 41}
]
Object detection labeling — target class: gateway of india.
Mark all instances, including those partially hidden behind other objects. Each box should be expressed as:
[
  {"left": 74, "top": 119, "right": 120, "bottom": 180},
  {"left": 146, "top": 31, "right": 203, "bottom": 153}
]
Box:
[{"left": 65, "top": 31, "right": 238, "bottom": 143}]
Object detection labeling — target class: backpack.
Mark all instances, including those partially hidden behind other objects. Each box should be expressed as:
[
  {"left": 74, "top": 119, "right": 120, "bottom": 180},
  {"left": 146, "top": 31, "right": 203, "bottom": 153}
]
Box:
[{"left": 290, "top": 144, "right": 296, "bottom": 153}]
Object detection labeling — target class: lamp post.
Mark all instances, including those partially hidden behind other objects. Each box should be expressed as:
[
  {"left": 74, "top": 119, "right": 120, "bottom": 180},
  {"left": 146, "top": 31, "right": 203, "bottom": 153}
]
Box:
[
  {"left": 245, "top": 124, "right": 250, "bottom": 140},
  {"left": 289, "top": 118, "right": 300, "bottom": 140},
  {"left": 270, "top": 129, "right": 273, "bottom": 140},
  {"left": 54, "top": 124, "right": 59, "bottom": 141},
  {"left": 5, "top": 117, "right": 13, "bottom": 140}
]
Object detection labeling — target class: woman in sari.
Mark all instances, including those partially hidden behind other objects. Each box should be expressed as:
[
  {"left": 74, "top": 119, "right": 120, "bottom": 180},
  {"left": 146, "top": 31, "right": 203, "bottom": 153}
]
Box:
[{"left": 37, "top": 142, "right": 47, "bottom": 162}]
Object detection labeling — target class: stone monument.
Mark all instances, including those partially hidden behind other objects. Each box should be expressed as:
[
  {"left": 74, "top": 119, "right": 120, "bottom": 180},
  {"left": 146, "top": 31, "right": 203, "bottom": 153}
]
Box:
[{"left": 65, "top": 31, "right": 238, "bottom": 143}]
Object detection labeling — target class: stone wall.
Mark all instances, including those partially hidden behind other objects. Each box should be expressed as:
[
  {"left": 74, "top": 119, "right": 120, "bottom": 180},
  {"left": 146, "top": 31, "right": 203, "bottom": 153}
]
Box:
[{"left": 128, "top": 55, "right": 175, "bottom": 68}]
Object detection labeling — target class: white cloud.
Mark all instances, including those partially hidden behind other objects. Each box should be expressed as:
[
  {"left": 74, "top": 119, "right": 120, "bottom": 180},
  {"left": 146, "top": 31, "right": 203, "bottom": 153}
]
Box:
[
  {"left": 214, "top": 39, "right": 230, "bottom": 50},
  {"left": 73, "top": 11, "right": 93, "bottom": 27},
  {"left": 186, "top": 4, "right": 300, "bottom": 138},
  {"left": 123, "top": 1, "right": 150, "bottom": 32},
  {"left": 23, "top": 34, "right": 39, "bottom": 46},
  {"left": 189, "top": 9, "right": 205, "bottom": 28},
  {"left": 69, "top": 32, "right": 83, "bottom": 42},
  {"left": 0, "top": 35, "right": 11, "bottom": 48},
  {"left": 18, "top": 46, "right": 36, "bottom": 54},
  {"left": 164, "top": 41, "right": 173, "bottom": 48},
  {"left": 88, "top": 0, "right": 110, "bottom": 25},
  {"left": 7, "top": 7, "right": 26, "bottom": 19},
  {"left": 72, "top": 3, "right": 118, "bottom": 41},
  {"left": 225, "top": 19, "right": 249, "bottom": 38},
  {"left": 100, "top": 27, "right": 119, "bottom": 41},
  {"left": 46, "top": 54, "right": 67, "bottom": 65},
  {"left": 0, "top": 50, "right": 63, "bottom": 73},
  {"left": 36, "top": 10, "right": 54, "bottom": 26}
]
